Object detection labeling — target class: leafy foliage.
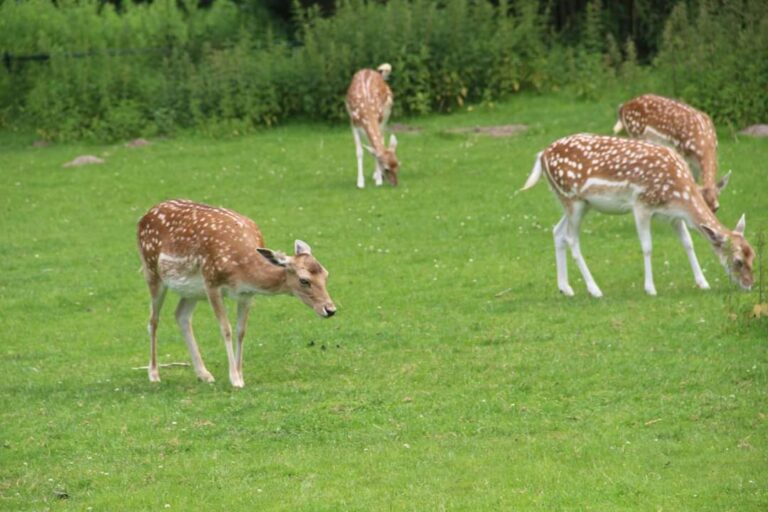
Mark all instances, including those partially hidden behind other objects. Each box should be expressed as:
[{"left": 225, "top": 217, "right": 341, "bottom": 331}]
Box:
[
  {"left": 653, "top": 0, "right": 768, "bottom": 127},
  {"left": 0, "top": 0, "right": 764, "bottom": 140}
]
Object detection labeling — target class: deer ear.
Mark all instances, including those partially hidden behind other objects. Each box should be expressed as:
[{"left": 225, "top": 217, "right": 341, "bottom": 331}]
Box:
[
  {"left": 294, "top": 239, "right": 312, "bottom": 255},
  {"left": 734, "top": 213, "right": 746, "bottom": 235},
  {"left": 700, "top": 225, "right": 726, "bottom": 247},
  {"left": 389, "top": 134, "right": 398, "bottom": 151},
  {"left": 257, "top": 248, "right": 289, "bottom": 267},
  {"left": 717, "top": 170, "right": 731, "bottom": 192}
]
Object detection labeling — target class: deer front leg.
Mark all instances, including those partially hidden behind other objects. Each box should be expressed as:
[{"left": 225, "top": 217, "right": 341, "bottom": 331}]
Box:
[
  {"left": 235, "top": 297, "right": 252, "bottom": 381},
  {"left": 567, "top": 202, "right": 603, "bottom": 298},
  {"left": 351, "top": 127, "right": 365, "bottom": 189},
  {"left": 633, "top": 206, "right": 657, "bottom": 296},
  {"left": 673, "top": 219, "right": 710, "bottom": 290},
  {"left": 147, "top": 281, "right": 167, "bottom": 383},
  {"left": 373, "top": 159, "right": 383, "bottom": 186},
  {"left": 553, "top": 215, "right": 574, "bottom": 296},
  {"left": 175, "top": 298, "right": 215, "bottom": 383},
  {"left": 206, "top": 286, "right": 243, "bottom": 388}
]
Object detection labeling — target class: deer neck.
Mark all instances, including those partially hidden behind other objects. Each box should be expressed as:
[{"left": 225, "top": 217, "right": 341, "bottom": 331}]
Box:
[
  {"left": 241, "top": 257, "right": 290, "bottom": 295},
  {"left": 699, "top": 149, "right": 718, "bottom": 188},
  {"left": 361, "top": 117, "right": 386, "bottom": 156}
]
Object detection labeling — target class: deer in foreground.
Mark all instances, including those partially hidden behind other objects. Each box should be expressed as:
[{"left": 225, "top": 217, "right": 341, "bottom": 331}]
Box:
[
  {"left": 137, "top": 199, "right": 336, "bottom": 388},
  {"left": 346, "top": 63, "right": 399, "bottom": 188},
  {"left": 614, "top": 93, "right": 730, "bottom": 212},
  {"left": 522, "top": 134, "right": 754, "bottom": 297}
]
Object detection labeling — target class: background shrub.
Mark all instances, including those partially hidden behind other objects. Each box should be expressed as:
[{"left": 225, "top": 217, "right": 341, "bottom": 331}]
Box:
[{"left": 0, "top": 0, "right": 764, "bottom": 141}]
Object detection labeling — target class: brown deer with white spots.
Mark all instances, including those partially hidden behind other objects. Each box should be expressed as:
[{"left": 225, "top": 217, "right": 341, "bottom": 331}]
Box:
[
  {"left": 346, "top": 63, "right": 399, "bottom": 188},
  {"left": 614, "top": 93, "right": 730, "bottom": 212},
  {"left": 137, "top": 199, "right": 336, "bottom": 388},
  {"left": 522, "top": 134, "right": 754, "bottom": 297}
]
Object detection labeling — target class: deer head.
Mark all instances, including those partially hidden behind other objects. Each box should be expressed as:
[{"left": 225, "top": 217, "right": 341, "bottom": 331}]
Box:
[
  {"left": 701, "top": 214, "right": 754, "bottom": 290},
  {"left": 363, "top": 134, "right": 399, "bottom": 186},
  {"left": 257, "top": 240, "right": 336, "bottom": 317},
  {"left": 699, "top": 170, "right": 731, "bottom": 213}
]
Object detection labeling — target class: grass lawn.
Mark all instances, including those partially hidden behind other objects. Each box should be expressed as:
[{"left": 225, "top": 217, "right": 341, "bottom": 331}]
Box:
[{"left": 1, "top": 93, "right": 766, "bottom": 510}]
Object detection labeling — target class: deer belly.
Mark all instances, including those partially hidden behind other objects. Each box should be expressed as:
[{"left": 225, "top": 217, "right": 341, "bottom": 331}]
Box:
[
  {"left": 581, "top": 179, "right": 642, "bottom": 214},
  {"left": 158, "top": 253, "right": 206, "bottom": 298}
]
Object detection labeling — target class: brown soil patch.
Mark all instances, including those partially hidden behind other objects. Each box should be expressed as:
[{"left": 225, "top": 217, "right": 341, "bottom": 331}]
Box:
[
  {"left": 389, "top": 123, "right": 422, "bottom": 134},
  {"left": 125, "top": 138, "right": 151, "bottom": 148},
  {"left": 446, "top": 124, "right": 528, "bottom": 137},
  {"left": 63, "top": 155, "right": 105, "bottom": 168},
  {"left": 739, "top": 124, "right": 768, "bottom": 137}
]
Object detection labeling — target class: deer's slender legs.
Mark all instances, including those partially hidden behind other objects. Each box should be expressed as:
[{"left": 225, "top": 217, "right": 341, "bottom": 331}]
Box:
[
  {"left": 553, "top": 215, "right": 573, "bottom": 296},
  {"left": 175, "top": 298, "right": 215, "bottom": 383},
  {"left": 206, "top": 286, "right": 242, "bottom": 388},
  {"left": 352, "top": 126, "right": 365, "bottom": 189},
  {"left": 633, "top": 206, "right": 657, "bottom": 296},
  {"left": 235, "top": 298, "right": 252, "bottom": 378},
  {"left": 147, "top": 279, "right": 167, "bottom": 383},
  {"left": 373, "top": 160, "right": 383, "bottom": 186},
  {"left": 673, "top": 219, "right": 710, "bottom": 289},
  {"left": 565, "top": 201, "right": 602, "bottom": 297}
]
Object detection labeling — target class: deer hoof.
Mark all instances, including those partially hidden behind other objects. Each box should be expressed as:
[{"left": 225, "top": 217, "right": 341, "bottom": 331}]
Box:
[
  {"left": 559, "top": 285, "right": 575, "bottom": 296},
  {"left": 197, "top": 371, "right": 215, "bottom": 383},
  {"left": 588, "top": 286, "right": 604, "bottom": 298}
]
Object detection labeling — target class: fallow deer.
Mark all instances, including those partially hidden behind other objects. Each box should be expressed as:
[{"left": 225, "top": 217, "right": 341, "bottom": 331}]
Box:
[
  {"left": 614, "top": 93, "right": 730, "bottom": 212},
  {"left": 137, "top": 199, "right": 336, "bottom": 388},
  {"left": 522, "top": 134, "right": 754, "bottom": 297},
  {"left": 346, "top": 63, "right": 399, "bottom": 188}
]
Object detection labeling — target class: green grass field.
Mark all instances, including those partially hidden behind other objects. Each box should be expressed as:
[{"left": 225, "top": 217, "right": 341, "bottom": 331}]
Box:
[{"left": 1, "top": 94, "right": 766, "bottom": 510}]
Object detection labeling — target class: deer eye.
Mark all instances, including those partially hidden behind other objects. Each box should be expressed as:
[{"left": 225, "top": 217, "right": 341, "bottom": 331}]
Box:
[{"left": 299, "top": 278, "right": 311, "bottom": 287}]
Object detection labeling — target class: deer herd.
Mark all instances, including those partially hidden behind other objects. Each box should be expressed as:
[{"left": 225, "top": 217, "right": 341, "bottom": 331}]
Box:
[{"left": 137, "top": 65, "right": 755, "bottom": 387}]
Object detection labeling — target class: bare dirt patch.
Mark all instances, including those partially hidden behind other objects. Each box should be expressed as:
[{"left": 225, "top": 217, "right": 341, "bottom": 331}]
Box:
[
  {"left": 63, "top": 155, "right": 105, "bottom": 168},
  {"left": 125, "top": 138, "right": 151, "bottom": 148},
  {"left": 739, "top": 124, "right": 768, "bottom": 137},
  {"left": 445, "top": 124, "right": 528, "bottom": 137},
  {"left": 389, "top": 123, "right": 422, "bottom": 134}
]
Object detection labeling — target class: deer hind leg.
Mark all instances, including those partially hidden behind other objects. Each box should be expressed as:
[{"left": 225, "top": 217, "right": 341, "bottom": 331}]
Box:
[
  {"left": 235, "top": 298, "right": 252, "bottom": 380},
  {"left": 206, "top": 286, "right": 243, "bottom": 388},
  {"left": 351, "top": 126, "right": 365, "bottom": 189},
  {"left": 566, "top": 202, "right": 603, "bottom": 298},
  {"left": 175, "top": 298, "right": 215, "bottom": 383},
  {"left": 553, "top": 215, "right": 574, "bottom": 296},
  {"left": 673, "top": 219, "right": 710, "bottom": 290},
  {"left": 146, "top": 279, "right": 167, "bottom": 383},
  {"left": 633, "top": 206, "right": 657, "bottom": 296}
]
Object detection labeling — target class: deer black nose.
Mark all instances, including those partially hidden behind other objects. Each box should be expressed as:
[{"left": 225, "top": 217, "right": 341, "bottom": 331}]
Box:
[{"left": 324, "top": 306, "right": 336, "bottom": 317}]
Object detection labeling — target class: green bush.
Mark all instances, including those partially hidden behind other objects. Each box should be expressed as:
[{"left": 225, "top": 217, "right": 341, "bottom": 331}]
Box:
[
  {"left": 4, "top": 0, "right": 762, "bottom": 140},
  {"left": 654, "top": 0, "right": 768, "bottom": 126}
]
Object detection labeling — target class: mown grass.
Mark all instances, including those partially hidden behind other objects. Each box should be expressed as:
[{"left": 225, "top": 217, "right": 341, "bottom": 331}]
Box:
[{"left": 1, "top": 94, "right": 766, "bottom": 511}]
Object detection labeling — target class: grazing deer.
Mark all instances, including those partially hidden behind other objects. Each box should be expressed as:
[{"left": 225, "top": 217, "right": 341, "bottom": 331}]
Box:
[
  {"left": 346, "top": 63, "right": 399, "bottom": 188},
  {"left": 137, "top": 199, "right": 336, "bottom": 388},
  {"left": 614, "top": 93, "right": 730, "bottom": 212},
  {"left": 522, "top": 134, "right": 754, "bottom": 297}
]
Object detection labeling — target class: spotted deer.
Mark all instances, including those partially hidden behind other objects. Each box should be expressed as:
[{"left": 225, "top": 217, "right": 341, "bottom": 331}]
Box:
[
  {"left": 137, "top": 199, "right": 336, "bottom": 388},
  {"left": 614, "top": 93, "right": 730, "bottom": 212},
  {"left": 346, "top": 63, "right": 399, "bottom": 188},
  {"left": 522, "top": 134, "right": 754, "bottom": 297}
]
